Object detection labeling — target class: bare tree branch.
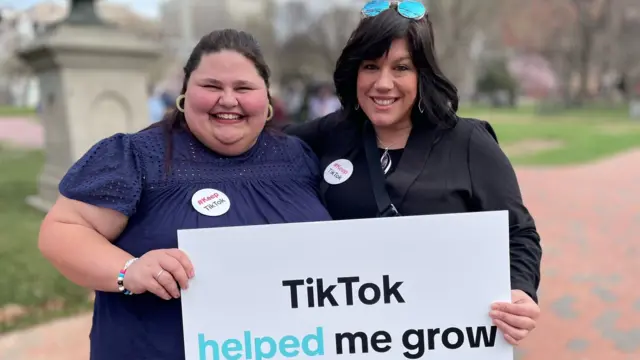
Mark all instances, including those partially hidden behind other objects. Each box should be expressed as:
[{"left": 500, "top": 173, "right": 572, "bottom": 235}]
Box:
[{"left": 428, "top": 0, "right": 504, "bottom": 94}]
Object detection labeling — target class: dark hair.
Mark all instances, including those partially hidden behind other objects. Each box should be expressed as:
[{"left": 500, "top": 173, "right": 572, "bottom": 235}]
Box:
[
  {"left": 334, "top": 9, "right": 459, "bottom": 128},
  {"left": 146, "top": 29, "right": 273, "bottom": 173}
]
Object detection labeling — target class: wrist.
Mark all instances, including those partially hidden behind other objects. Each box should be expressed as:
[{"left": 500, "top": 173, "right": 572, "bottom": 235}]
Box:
[{"left": 117, "top": 257, "right": 138, "bottom": 295}]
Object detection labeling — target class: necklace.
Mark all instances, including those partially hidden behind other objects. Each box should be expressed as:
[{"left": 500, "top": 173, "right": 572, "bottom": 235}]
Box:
[
  {"left": 376, "top": 137, "right": 395, "bottom": 175},
  {"left": 375, "top": 127, "right": 411, "bottom": 175}
]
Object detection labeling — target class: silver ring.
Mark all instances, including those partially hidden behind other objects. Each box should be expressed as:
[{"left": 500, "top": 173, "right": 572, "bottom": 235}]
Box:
[{"left": 155, "top": 269, "right": 164, "bottom": 280}]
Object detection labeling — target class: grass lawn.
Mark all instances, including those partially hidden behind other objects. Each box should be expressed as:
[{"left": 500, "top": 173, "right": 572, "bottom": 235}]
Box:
[
  {"left": 0, "top": 103, "right": 639, "bottom": 334},
  {"left": 0, "top": 106, "right": 36, "bottom": 117},
  {"left": 458, "top": 104, "right": 640, "bottom": 165},
  {"left": 0, "top": 146, "right": 92, "bottom": 334}
]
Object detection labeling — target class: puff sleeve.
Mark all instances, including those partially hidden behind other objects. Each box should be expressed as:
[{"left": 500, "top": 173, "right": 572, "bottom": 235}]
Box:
[{"left": 58, "top": 133, "right": 143, "bottom": 217}]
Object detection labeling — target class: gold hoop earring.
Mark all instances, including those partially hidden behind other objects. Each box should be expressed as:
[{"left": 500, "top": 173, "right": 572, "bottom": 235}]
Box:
[
  {"left": 266, "top": 104, "right": 274, "bottom": 121},
  {"left": 175, "top": 94, "right": 185, "bottom": 112}
]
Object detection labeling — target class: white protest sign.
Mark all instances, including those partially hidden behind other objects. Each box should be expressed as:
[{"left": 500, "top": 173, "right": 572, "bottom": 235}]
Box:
[{"left": 178, "top": 211, "right": 513, "bottom": 360}]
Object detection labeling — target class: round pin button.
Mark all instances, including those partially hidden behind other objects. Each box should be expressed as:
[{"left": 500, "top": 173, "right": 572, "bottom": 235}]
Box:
[
  {"left": 191, "top": 188, "right": 231, "bottom": 217},
  {"left": 323, "top": 159, "right": 354, "bottom": 185}
]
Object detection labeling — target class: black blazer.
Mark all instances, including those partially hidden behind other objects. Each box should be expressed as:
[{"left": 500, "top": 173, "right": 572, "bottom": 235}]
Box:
[{"left": 284, "top": 110, "right": 542, "bottom": 302}]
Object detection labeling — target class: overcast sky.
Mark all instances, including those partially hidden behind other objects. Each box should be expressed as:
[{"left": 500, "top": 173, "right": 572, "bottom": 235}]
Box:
[
  {"left": 1, "top": 0, "right": 361, "bottom": 19},
  {"left": 1, "top": 0, "right": 162, "bottom": 18}
]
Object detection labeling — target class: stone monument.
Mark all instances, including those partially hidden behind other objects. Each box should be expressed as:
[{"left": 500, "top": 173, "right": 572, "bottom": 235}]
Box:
[
  {"left": 18, "top": 0, "right": 161, "bottom": 212},
  {"left": 62, "top": 0, "right": 107, "bottom": 26}
]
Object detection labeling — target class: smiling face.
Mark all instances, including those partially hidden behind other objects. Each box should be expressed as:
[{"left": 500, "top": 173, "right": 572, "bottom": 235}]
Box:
[
  {"left": 356, "top": 38, "right": 418, "bottom": 131},
  {"left": 183, "top": 50, "right": 270, "bottom": 156}
]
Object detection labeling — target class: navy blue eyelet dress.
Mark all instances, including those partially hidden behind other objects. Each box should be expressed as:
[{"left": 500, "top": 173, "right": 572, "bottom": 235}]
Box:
[{"left": 58, "top": 126, "right": 332, "bottom": 360}]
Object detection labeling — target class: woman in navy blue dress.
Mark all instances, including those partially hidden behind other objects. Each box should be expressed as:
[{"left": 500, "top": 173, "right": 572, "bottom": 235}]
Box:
[{"left": 37, "top": 29, "right": 331, "bottom": 359}]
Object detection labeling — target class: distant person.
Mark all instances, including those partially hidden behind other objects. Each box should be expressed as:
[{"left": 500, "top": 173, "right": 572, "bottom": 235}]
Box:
[
  {"left": 283, "top": 80, "right": 305, "bottom": 118},
  {"left": 37, "top": 29, "right": 331, "bottom": 360},
  {"left": 147, "top": 85, "right": 166, "bottom": 123},
  {"left": 284, "top": 0, "right": 542, "bottom": 346},
  {"left": 269, "top": 96, "right": 289, "bottom": 125},
  {"left": 307, "top": 84, "right": 341, "bottom": 121},
  {"left": 160, "top": 89, "right": 176, "bottom": 110}
]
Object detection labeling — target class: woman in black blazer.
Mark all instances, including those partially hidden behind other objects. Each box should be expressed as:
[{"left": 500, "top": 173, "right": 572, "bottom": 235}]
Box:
[{"left": 284, "top": 1, "right": 542, "bottom": 346}]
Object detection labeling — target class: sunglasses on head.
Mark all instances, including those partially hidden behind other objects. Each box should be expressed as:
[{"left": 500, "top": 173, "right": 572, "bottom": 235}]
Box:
[{"left": 361, "top": 0, "right": 427, "bottom": 20}]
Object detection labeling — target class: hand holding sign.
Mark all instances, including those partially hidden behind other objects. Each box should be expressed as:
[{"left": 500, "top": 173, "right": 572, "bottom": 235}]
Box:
[
  {"left": 123, "top": 249, "right": 195, "bottom": 300},
  {"left": 489, "top": 290, "right": 540, "bottom": 345}
]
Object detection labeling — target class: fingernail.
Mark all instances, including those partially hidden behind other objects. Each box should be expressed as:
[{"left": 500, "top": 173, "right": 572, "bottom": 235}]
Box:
[
  {"left": 190, "top": 271, "right": 195, "bottom": 278},
  {"left": 490, "top": 311, "right": 499, "bottom": 317}
]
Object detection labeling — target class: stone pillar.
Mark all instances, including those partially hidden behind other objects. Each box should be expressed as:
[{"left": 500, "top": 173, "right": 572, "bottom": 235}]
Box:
[{"left": 18, "top": 1, "right": 161, "bottom": 212}]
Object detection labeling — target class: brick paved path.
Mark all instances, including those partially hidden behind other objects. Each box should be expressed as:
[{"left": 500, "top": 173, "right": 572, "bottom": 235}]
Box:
[
  {"left": 0, "top": 117, "right": 43, "bottom": 149},
  {"left": 516, "top": 150, "right": 640, "bottom": 360},
  {"left": 0, "top": 314, "right": 90, "bottom": 360},
  {"left": 1, "top": 118, "right": 639, "bottom": 359}
]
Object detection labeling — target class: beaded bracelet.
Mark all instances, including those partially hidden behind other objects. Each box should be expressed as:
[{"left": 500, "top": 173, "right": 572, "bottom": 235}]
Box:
[{"left": 117, "top": 257, "right": 138, "bottom": 295}]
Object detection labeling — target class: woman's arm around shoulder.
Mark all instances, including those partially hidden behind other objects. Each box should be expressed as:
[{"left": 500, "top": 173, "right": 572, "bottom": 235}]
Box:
[
  {"left": 285, "top": 135, "right": 323, "bottom": 182},
  {"left": 466, "top": 120, "right": 542, "bottom": 303},
  {"left": 280, "top": 109, "right": 347, "bottom": 157}
]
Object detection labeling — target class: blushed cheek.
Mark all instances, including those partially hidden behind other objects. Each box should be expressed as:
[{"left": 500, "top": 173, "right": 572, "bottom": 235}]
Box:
[
  {"left": 188, "top": 88, "right": 219, "bottom": 113},
  {"left": 238, "top": 93, "right": 269, "bottom": 117}
]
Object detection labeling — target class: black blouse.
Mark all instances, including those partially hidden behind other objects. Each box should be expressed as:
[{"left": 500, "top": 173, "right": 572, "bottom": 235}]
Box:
[{"left": 284, "top": 110, "right": 542, "bottom": 302}]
